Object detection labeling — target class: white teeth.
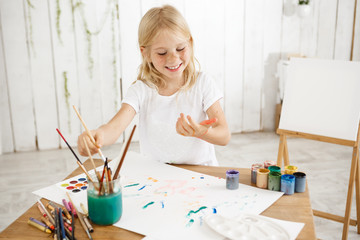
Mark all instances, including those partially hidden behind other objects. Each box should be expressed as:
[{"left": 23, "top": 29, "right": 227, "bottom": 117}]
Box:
[{"left": 167, "top": 63, "right": 181, "bottom": 70}]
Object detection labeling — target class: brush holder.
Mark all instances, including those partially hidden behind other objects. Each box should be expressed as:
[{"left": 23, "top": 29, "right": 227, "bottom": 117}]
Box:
[{"left": 87, "top": 176, "right": 123, "bottom": 225}]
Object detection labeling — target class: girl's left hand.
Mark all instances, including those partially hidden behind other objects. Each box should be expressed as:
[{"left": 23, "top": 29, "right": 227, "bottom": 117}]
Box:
[{"left": 176, "top": 113, "right": 217, "bottom": 138}]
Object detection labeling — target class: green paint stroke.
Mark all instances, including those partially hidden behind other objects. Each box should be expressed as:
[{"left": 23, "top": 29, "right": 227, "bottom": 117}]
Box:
[
  {"left": 124, "top": 183, "right": 140, "bottom": 188},
  {"left": 187, "top": 206, "right": 207, "bottom": 217},
  {"left": 142, "top": 201, "right": 155, "bottom": 209},
  {"left": 186, "top": 219, "right": 194, "bottom": 227}
]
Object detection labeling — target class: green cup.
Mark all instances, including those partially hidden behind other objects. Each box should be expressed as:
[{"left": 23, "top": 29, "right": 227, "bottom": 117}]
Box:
[{"left": 87, "top": 177, "right": 123, "bottom": 225}]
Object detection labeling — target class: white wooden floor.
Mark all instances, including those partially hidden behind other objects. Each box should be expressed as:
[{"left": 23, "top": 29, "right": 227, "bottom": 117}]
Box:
[{"left": 0, "top": 132, "right": 358, "bottom": 240}]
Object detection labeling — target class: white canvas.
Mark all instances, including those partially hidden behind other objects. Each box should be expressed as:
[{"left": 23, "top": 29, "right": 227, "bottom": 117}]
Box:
[{"left": 279, "top": 58, "right": 360, "bottom": 141}]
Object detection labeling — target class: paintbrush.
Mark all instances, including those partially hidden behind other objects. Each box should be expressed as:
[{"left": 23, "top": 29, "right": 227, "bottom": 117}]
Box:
[
  {"left": 98, "top": 159, "right": 108, "bottom": 196},
  {"left": 82, "top": 137, "right": 101, "bottom": 181},
  {"left": 72, "top": 105, "right": 106, "bottom": 162},
  {"left": 113, "top": 125, "right": 136, "bottom": 180},
  {"left": 56, "top": 128, "right": 94, "bottom": 183}
]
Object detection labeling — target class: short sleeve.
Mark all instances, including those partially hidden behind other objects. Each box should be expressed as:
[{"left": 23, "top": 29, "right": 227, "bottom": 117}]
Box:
[
  {"left": 122, "top": 81, "right": 143, "bottom": 113},
  {"left": 200, "top": 73, "right": 223, "bottom": 111}
]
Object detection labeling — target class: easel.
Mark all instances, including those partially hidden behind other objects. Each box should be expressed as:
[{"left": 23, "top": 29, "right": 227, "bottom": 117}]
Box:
[
  {"left": 276, "top": 127, "right": 360, "bottom": 240},
  {"left": 276, "top": 56, "right": 360, "bottom": 239}
]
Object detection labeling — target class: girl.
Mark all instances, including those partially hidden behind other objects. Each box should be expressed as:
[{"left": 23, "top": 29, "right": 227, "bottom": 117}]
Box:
[{"left": 77, "top": 5, "right": 230, "bottom": 166}]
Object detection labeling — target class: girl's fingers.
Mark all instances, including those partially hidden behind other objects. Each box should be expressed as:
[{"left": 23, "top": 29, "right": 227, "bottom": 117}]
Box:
[
  {"left": 187, "top": 115, "right": 208, "bottom": 137},
  {"left": 176, "top": 118, "right": 184, "bottom": 135},
  {"left": 180, "top": 113, "right": 194, "bottom": 134},
  {"left": 78, "top": 131, "right": 100, "bottom": 156}
]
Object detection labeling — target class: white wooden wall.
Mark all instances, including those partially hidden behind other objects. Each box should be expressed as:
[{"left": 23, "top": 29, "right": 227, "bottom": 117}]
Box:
[{"left": 0, "top": 0, "right": 359, "bottom": 153}]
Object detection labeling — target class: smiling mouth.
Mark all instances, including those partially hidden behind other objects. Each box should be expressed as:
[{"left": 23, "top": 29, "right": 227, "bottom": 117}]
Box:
[{"left": 166, "top": 63, "right": 182, "bottom": 70}]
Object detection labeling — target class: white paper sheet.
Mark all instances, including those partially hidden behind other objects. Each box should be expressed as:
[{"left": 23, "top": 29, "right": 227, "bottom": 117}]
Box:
[{"left": 33, "top": 151, "right": 304, "bottom": 240}]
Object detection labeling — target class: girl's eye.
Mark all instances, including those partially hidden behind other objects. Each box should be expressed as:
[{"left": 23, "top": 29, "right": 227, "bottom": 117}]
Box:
[
  {"left": 158, "top": 52, "right": 167, "bottom": 56},
  {"left": 177, "top": 47, "right": 185, "bottom": 52}
]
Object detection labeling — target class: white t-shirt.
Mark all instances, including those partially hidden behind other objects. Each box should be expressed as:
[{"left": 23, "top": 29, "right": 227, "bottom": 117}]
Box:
[{"left": 122, "top": 72, "right": 222, "bottom": 166}]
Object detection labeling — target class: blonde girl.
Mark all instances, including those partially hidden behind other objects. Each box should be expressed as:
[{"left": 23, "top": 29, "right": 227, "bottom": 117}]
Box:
[{"left": 78, "top": 5, "right": 230, "bottom": 166}]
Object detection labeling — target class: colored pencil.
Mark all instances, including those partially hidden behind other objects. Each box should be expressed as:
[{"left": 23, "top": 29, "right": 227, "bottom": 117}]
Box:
[
  {"left": 113, "top": 125, "right": 136, "bottom": 179},
  {"left": 56, "top": 128, "right": 94, "bottom": 183},
  {"left": 59, "top": 208, "right": 66, "bottom": 240},
  {"left": 71, "top": 210, "right": 75, "bottom": 240},
  {"left": 72, "top": 105, "right": 106, "bottom": 162},
  {"left": 28, "top": 218, "right": 52, "bottom": 234},
  {"left": 66, "top": 192, "right": 93, "bottom": 240},
  {"left": 37, "top": 200, "right": 55, "bottom": 225},
  {"left": 55, "top": 208, "right": 61, "bottom": 240},
  {"left": 41, "top": 216, "right": 55, "bottom": 231}
]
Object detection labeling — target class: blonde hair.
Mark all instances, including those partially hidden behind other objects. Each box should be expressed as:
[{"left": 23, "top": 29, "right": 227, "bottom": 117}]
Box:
[{"left": 137, "top": 5, "right": 199, "bottom": 91}]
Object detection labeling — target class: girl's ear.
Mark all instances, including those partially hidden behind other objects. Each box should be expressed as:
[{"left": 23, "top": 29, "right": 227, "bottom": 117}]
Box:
[
  {"left": 140, "top": 46, "right": 145, "bottom": 55},
  {"left": 140, "top": 46, "right": 148, "bottom": 60}
]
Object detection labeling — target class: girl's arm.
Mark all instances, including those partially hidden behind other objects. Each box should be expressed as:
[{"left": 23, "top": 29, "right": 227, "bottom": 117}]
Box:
[
  {"left": 77, "top": 103, "right": 136, "bottom": 156},
  {"left": 176, "top": 100, "right": 231, "bottom": 146}
]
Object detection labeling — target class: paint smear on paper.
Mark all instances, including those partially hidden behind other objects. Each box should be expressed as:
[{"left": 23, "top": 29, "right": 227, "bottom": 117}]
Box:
[
  {"left": 143, "top": 201, "right": 155, "bottom": 209},
  {"left": 186, "top": 219, "right": 194, "bottom": 227},
  {"left": 187, "top": 206, "right": 207, "bottom": 217},
  {"left": 124, "top": 183, "right": 140, "bottom": 188},
  {"left": 138, "top": 185, "right": 147, "bottom": 191},
  {"left": 148, "top": 177, "right": 158, "bottom": 182}
]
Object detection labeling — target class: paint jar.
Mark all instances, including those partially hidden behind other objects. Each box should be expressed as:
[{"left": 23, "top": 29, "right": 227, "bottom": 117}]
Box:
[
  {"left": 284, "top": 165, "right": 298, "bottom": 175},
  {"left": 294, "top": 172, "right": 306, "bottom": 193},
  {"left": 251, "top": 163, "right": 263, "bottom": 184},
  {"left": 256, "top": 168, "right": 270, "bottom": 189},
  {"left": 280, "top": 174, "right": 295, "bottom": 195},
  {"left": 226, "top": 170, "right": 239, "bottom": 190},
  {"left": 268, "top": 165, "right": 281, "bottom": 173},
  {"left": 268, "top": 172, "right": 281, "bottom": 191},
  {"left": 264, "top": 160, "right": 276, "bottom": 169},
  {"left": 87, "top": 176, "right": 123, "bottom": 225}
]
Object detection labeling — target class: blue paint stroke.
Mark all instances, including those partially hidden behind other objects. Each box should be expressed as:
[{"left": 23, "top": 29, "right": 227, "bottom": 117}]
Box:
[
  {"left": 187, "top": 206, "right": 207, "bottom": 217},
  {"left": 142, "top": 201, "right": 155, "bottom": 209},
  {"left": 200, "top": 176, "right": 204, "bottom": 179},
  {"left": 212, "top": 208, "right": 217, "bottom": 214},
  {"left": 161, "top": 201, "right": 165, "bottom": 208},
  {"left": 138, "top": 185, "right": 147, "bottom": 191},
  {"left": 186, "top": 219, "right": 194, "bottom": 227},
  {"left": 124, "top": 183, "right": 140, "bottom": 188}
]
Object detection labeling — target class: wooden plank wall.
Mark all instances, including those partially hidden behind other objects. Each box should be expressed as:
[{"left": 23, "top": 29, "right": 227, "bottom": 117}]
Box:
[{"left": 0, "top": 0, "right": 359, "bottom": 153}]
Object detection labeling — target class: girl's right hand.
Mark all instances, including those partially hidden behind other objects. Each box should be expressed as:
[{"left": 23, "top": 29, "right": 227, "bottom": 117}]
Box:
[{"left": 77, "top": 129, "right": 104, "bottom": 156}]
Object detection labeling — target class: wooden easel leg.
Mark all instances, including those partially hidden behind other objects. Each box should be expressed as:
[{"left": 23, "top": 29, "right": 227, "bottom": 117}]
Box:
[
  {"left": 284, "top": 136, "right": 290, "bottom": 166},
  {"left": 277, "top": 134, "right": 285, "bottom": 167},
  {"left": 356, "top": 152, "right": 360, "bottom": 234},
  {"left": 342, "top": 146, "right": 360, "bottom": 240}
]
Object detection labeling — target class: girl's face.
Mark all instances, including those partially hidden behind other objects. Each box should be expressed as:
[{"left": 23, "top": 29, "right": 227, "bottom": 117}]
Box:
[{"left": 146, "top": 30, "right": 191, "bottom": 83}]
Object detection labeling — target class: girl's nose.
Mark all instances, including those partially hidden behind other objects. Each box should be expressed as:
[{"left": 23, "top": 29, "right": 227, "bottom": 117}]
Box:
[{"left": 167, "top": 51, "right": 179, "bottom": 63}]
